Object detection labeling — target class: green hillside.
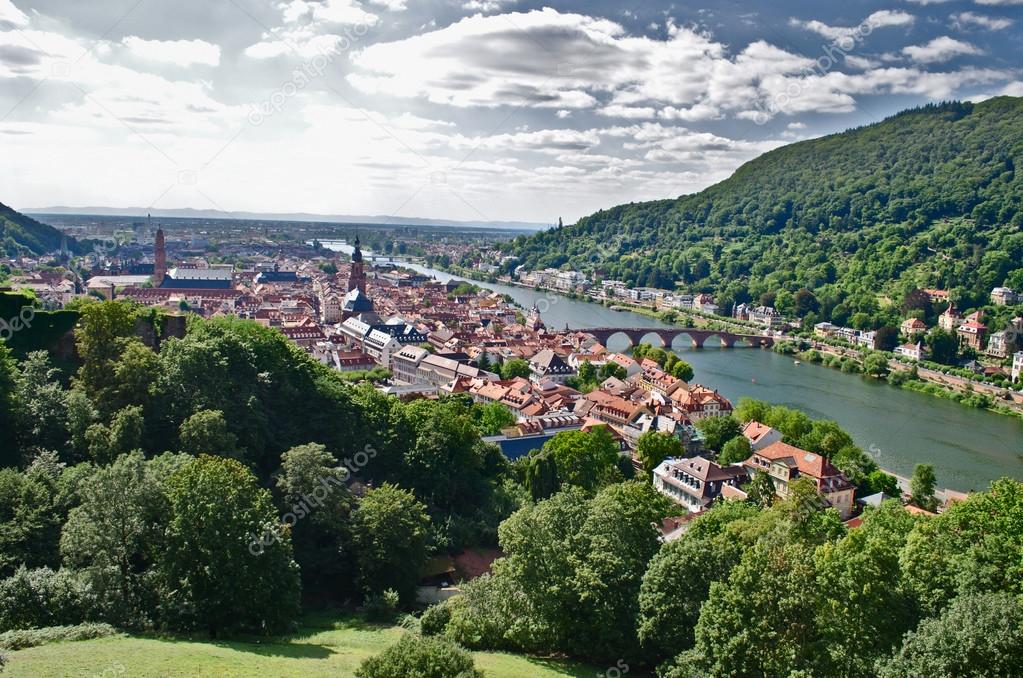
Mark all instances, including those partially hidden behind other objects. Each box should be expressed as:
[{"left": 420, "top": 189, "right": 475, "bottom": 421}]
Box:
[
  {"left": 509, "top": 97, "right": 1023, "bottom": 326},
  {"left": 0, "top": 203, "right": 69, "bottom": 256}
]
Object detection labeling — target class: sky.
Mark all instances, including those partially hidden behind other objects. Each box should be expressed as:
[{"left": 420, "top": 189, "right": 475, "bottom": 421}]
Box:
[{"left": 1, "top": 0, "right": 1021, "bottom": 225}]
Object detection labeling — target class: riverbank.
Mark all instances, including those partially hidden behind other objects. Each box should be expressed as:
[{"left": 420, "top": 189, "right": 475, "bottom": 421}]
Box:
[{"left": 788, "top": 341, "right": 1023, "bottom": 420}]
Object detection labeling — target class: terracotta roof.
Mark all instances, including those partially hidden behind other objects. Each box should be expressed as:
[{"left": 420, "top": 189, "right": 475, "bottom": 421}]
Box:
[
  {"left": 753, "top": 441, "right": 845, "bottom": 481},
  {"left": 742, "top": 420, "right": 776, "bottom": 444}
]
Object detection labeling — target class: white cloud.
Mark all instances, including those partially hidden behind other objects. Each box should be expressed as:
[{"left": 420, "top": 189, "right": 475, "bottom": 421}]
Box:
[
  {"left": 845, "top": 55, "right": 880, "bottom": 70},
  {"left": 951, "top": 12, "right": 1013, "bottom": 29},
  {"left": 974, "top": 0, "right": 1023, "bottom": 6},
  {"left": 246, "top": 0, "right": 378, "bottom": 58},
  {"left": 344, "top": 7, "right": 1013, "bottom": 126},
  {"left": 598, "top": 104, "right": 656, "bottom": 119},
  {"left": 367, "top": 0, "right": 406, "bottom": 10},
  {"left": 902, "top": 36, "right": 982, "bottom": 64},
  {"left": 0, "top": 0, "right": 28, "bottom": 28},
  {"left": 789, "top": 10, "right": 915, "bottom": 42},
  {"left": 280, "top": 0, "right": 378, "bottom": 25},
  {"left": 462, "top": 0, "right": 517, "bottom": 12},
  {"left": 122, "top": 36, "right": 221, "bottom": 66}
]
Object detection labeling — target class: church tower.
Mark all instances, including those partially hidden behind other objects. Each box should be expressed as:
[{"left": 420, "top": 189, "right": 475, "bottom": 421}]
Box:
[
  {"left": 154, "top": 224, "right": 167, "bottom": 287},
  {"left": 347, "top": 234, "right": 367, "bottom": 294}
]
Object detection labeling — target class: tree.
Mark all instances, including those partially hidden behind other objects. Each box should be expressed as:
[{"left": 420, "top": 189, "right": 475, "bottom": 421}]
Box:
[
  {"left": 352, "top": 483, "right": 430, "bottom": 605},
  {"left": 475, "top": 401, "right": 515, "bottom": 436},
  {"left": 161, "top": 455, "right": 300, "bottom": 636},
  {"left": 926, "top": 328, "right": 958, "bottom": 365},
  {"left": 814, "top": 502, "right": 919, "bottom": 675},
  {"left": 669, "top": 359, "right": 694, "bottom": 381},
  {"left": 356, "top": 634, "right": 484, "bottom": 678},
  {"left": 909, "top": 463, "right": 937, "bottom": 511},
  {"left": 85, "top": 405, "right": 144, "bottom": 464},
  {"left": 568, "top": 482, "right": 674, "bottom": 661},
  {"left": 863, "top": 352, "right": 890, "bottom": 378},
  {"left": 793, "top": 288, "right": 819, "bottom": 317},
  {"left": 900, "top": 478, "right": 1023, "bottom": 615},
  {"left": 73, "top": 301, "right": 141, "bottom": 413},
  {"left": 13, "top": 351, "right": 68, "bottom": 458},
  {"left": 746, "top": 470, "right": 776, "bottom": 508},
  {"left": 60, "top": 451, "right": 171, "bottom": 626},
  {"left": 637, "top": 511, "right": 748, "bottom": 662},
  {"left": 178, "top": 409, "right": 239, "bottom": 457},
  {"left": 718, "top": 436, "right": 752, "bottom": 465},
  {"left": 491, "top": 482, "right": 671, "bottom": 662},
  {"left": 396, "top": 399, "right": 492, "bottom": 516},
  {"left": 863, "top": 469, "right": 900, "bottom": 498},
  {"left": 522, "top": 451, "right": 560, "bottom": 501},
  {"left": 875, "top": 326, "right": 899, "bottom": 351},
  {"left": 599, "top": 362, "right": 627, "bottom": 381},
  {"left": 879, "top": 593, "right": 1023, "bottom": 678},
  {"left": 500, "top": 358, "right": 531, "bottom": 380},
  {"left": 0, "top": 342, "right": 22, "bottom": 466},
  {"left": 646, "top": 347, "right": 667, "bottom": 366},
  {"left": 903, "top": 288, "right": 933, "bottom": 317},
  {"left": 0, "top": 460, "right": 67, "bottom": 576},
  {"left": 107, "top": 338, "right": 159, "bottom": 415},
  {"left": 536, "top": 427, "right": 619, "bottom": 492},
  {"left": 636, "top": 431, "right": 683, "bottom": 478},
  {"left": 688, "top": 542, "right": 823, "bottom": 676},
  {"left": 475, "top": 351, "right": 491, "bottom": 372},
  {"left": 695, "top": 415, "right": 741, "bottom": 452},
  {"left": 275, "top": 443, "right": 356, "bottom": 602},
  {"left": 577, "top": 361, "right": 596, "bottom": 383}
]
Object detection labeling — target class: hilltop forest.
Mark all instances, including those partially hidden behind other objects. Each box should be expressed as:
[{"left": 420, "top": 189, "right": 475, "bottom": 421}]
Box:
[{"left": 508, "top": 98, "right": 1023, "bottom": 327}]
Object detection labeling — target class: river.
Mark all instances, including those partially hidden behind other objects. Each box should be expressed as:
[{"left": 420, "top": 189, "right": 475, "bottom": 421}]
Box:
[{"left": 321, "top": 240, "right": 1023, "bottom": 491}]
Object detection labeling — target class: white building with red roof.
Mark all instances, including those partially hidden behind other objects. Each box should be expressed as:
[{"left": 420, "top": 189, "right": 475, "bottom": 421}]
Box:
[{"left": 741, "top": 420, "right": 782, "bottom": 451}]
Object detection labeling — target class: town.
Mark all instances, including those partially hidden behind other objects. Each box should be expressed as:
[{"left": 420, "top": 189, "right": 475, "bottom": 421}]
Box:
[{"left": 2, "top": 219, "right": 990, "bottom": 526}]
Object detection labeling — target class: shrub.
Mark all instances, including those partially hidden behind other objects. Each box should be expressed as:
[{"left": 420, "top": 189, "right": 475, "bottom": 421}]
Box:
[
  {"left": 0, "top": 567, "right": 93, "bottom": 632},
  {"left": 355, "top": 634, "right": 484, "bottom": 678},
  {"left": 364, "top": 589, "right": 400, "bottom": 624},
  {"left": 0, "top": 622, "right": 119, "bottom": 651},
  {"left": 420, "top": 601, "right": 452, "bottom": 637}
]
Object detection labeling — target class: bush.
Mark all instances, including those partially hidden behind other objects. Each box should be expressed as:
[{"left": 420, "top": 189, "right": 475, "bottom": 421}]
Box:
[
  {"left": 0, "top": 567, "right": 93, "bottom": 632},
  {"left": 0, "top": 622, "right": 119, "bottom": 651},
  {"left": 355, "top": 634, "right": 484, "bottom": 678},
  {"left": 364, "top": 589, "right": 400, "bottom": 624},
  {"left": 420, "top": 601, "right": 453, "bottom": 637}
]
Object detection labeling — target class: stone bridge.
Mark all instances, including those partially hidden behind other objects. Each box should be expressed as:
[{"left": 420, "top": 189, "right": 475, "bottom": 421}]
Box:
[{"left": 580, "top": 327, "right": 774, "bottom": 349}]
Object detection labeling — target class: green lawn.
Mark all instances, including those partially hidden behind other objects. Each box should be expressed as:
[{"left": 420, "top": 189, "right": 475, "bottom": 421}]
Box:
[{"left": 2, "top": 613, "right": 606, "bottom": 677}]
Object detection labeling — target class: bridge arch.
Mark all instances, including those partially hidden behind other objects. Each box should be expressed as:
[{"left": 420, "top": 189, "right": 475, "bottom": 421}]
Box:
[{"left": 582, "top": 327, "right": 773, "bottom": 351}]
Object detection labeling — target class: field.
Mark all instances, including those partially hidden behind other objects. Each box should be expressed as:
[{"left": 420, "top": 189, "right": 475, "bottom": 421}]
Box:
[{"left": 1, "top": 613, "right": 608, "bottom": 677}]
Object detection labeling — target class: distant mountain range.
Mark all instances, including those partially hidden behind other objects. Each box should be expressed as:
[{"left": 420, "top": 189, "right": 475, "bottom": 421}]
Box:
[
  {"left": 23, "top": 206, "right": 548, "bottom": 232},
  {"left": 509, "top": 97, "right": 1023, "bottom": 318}
]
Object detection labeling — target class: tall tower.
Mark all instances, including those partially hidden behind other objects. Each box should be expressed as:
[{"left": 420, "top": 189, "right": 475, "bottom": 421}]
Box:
[
  {"left": 347, "top": 234, "right": 367, "bottom": 294},
  {"left": 154, "top": 224, "right": 167, "bottom": 287}
]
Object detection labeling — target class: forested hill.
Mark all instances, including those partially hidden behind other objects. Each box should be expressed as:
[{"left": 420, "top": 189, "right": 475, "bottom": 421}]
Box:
[
  {"left": 509, "top": 97, "right": 1023, "bottom": 319},
  {"left": 0, "top": 202, "right": 70, "bottom": 256}
]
